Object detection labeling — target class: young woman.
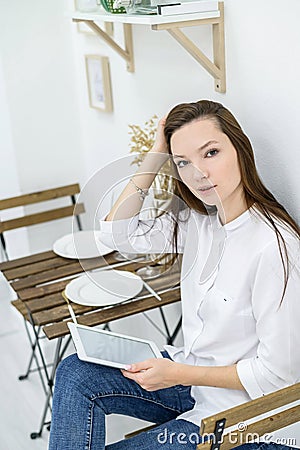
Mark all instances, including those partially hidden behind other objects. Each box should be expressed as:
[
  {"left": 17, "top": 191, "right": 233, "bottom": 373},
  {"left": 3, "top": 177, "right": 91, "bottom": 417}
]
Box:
[{"left": 49, "top": 100, "right": 300, "bottom": 449}]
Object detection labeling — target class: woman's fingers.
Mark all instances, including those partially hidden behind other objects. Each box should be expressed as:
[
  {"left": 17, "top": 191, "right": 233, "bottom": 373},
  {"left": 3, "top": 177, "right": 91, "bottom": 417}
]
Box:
[{"left": 152, "top": 115, "right": 168, "bottom": 153}]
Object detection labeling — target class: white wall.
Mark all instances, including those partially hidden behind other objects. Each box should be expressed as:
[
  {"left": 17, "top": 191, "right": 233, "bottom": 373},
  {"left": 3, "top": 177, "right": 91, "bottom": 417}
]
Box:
[
  {"left": 0, "top": 55, "right": 30, "bottom": 260},
  {"left": 0, "top": 0, "right": 84, "bottom": 255}
]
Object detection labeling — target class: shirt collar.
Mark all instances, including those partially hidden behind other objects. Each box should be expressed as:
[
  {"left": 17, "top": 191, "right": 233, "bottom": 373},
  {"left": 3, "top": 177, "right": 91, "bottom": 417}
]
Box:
[{"left": 216, "top": 208, "right": 252, "bottom": 232}]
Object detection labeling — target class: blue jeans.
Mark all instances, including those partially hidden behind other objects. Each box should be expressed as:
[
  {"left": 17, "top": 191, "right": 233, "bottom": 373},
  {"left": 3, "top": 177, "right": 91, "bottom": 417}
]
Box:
[{"left": 48, "top": 353, "right": 295, "bottom": 450}]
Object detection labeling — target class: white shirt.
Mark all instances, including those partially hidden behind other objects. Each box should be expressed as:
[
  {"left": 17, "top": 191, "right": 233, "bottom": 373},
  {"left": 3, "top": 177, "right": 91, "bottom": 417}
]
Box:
[{"left": 99, "top": 207, "right": 300, "bottom": 445}]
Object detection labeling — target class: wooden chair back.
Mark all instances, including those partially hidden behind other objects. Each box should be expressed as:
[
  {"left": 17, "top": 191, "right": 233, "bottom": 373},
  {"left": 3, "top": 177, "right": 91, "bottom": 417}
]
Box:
[
  {"left": 125, "top": 383, "right": 300, "bottom": 446},
  {"left": 198, "top": 382, "right": 300, "bottom": 450},
  {"left": 0, "top": 183, "right": 85, "bottom": 259}
]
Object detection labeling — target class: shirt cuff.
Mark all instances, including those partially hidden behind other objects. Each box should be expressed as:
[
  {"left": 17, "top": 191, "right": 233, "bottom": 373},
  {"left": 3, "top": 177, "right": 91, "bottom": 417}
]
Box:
[
  {"left": 99, "top": 214, "right": 139, "bottom": 236},
  {"left": 236, "top": 358, "right": 264, "bottom": 399}
]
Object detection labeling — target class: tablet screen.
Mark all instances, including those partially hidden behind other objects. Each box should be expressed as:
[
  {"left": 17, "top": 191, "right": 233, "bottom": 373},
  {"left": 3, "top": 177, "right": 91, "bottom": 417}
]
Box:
[{"left": 77, "top": 327, "right": 157, "bottom": 365}]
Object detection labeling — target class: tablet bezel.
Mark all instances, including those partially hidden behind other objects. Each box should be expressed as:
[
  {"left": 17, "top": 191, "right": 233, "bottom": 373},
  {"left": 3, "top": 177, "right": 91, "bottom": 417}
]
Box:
[{"left": 68, "top": 322, "right": 162, "bottom": 369}]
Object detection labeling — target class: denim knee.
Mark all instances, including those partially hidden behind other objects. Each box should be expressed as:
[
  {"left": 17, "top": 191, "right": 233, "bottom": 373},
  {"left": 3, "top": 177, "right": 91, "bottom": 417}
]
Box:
[
  {"left": 55, "top": 353, "right": 84, "bottom": 389},
  {"left": 55, "top": 353, "right": 120, "bottom": 394}
]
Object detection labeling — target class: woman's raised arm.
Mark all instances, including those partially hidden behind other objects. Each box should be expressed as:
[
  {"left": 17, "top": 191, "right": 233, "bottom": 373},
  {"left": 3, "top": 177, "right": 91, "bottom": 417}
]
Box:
[{"left": 106, "top": 118, "right": 169, "bottom": 222}]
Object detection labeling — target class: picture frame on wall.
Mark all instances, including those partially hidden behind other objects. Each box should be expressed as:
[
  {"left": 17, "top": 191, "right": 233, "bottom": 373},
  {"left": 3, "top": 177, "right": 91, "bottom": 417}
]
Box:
[{"left": 85, "top": 55, "right": 113, "bottom": 112}]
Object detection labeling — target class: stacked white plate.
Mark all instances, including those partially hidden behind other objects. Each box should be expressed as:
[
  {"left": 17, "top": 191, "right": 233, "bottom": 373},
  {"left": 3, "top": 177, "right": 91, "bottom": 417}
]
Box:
[{"left": 53, "top": 230, "right": 113, "bottom": 259}]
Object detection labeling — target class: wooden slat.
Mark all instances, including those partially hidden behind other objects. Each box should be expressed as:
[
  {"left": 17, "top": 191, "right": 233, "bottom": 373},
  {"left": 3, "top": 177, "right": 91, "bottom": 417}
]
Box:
[
  {"left": 125, "top": 424, "right": 157, "bottom": 439},
  {"left": 11, "top": 256, "right": 142, "bottom": 292},
  {"left": 0, "top": 203, "right": 85, "bottom": 232},
  {"left": 43, "top": 287, "right": 181, "bottom": 340},
  {"left": 0, "top": 184, "right": 80, "bottom": 210},
  {"left": 10, "top": 259, "right": 87, "bottom": 291},
  {"left": 33, "top": 302, "right": 95, "bottom": 325},
  {"left": 34, "top": 293, "right": 138, "bottom": 325},
  {"left": 3, "top": 256, "right": 72, "bottom": 281},
  {"left": 18, "top": 278, "right": 77, "bottom": 301},
  {"left": 198, "top": 403, "right": 300, "bottom": 450},
  {"left": 0, "top": 250, "right": 55, "bottom": 271},
  {"left": 22, "top": 291, "right": 74, "bottom": 314},
  {"left": 11, "top": 299, "right": 27, "bottom": 317},
  {"left": 200, "top": 382, "right": 300, "bottom": 435}
]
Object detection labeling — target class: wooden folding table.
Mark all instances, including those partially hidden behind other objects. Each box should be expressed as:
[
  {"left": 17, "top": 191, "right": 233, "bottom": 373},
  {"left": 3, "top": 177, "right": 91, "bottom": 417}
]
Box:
[{"left": 0, "top": 250, "right": 182, "bottom": 439}]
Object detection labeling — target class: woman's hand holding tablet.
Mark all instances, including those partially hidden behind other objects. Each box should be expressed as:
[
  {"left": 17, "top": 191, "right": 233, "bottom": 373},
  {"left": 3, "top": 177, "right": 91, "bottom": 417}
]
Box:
[{"left": 68, "top": 322, "right": 162, "bottom": 370}]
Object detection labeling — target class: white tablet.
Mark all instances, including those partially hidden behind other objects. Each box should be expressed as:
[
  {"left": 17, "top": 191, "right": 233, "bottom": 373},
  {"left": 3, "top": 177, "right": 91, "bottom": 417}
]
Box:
[{"left": 68, "top": 322, "right": 162, "bottom": 369}]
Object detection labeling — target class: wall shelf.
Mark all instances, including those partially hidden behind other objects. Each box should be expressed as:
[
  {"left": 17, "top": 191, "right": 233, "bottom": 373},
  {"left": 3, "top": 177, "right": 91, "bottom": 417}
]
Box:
[{"left": 71, "top": 1, "right": 226, "bottom": 92}]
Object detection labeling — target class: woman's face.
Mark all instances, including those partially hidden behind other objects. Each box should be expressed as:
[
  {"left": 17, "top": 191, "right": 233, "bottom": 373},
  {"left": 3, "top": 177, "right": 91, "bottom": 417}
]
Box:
[{"left": 170, "top": 118, "right": 245, "bottom": 213}]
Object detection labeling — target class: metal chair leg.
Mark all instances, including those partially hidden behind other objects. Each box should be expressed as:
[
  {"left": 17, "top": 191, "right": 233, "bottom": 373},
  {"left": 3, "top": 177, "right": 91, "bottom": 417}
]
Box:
[
  {"left": 24, "top": 306, "right": 54, "bottom": 389},
  {"left": 0, "top": 232, "right": 9, "bottom": 261},
  {"left": 168, "top": 315, "right": 182, "bottom": 345},
  {"left": 142, "top": 309, "right": 182, "bottom": 346},
  {"left": 159, "top": 307, "right": 172, "bottom": 342},
  {"left": 18, "top": 320, "right": 49, "bottom": 394},
  {"left": 30, "top": 336, "right": 72, "bottom": 439},
  {"left": 71, "top": 195, "right": 83, "bottom": 231}
]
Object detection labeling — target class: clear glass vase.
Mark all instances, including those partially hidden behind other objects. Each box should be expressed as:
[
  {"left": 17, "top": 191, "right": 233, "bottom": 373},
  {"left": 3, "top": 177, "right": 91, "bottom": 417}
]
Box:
[{"left": 136, "top": 193, "right": 173, "bottom": 279}]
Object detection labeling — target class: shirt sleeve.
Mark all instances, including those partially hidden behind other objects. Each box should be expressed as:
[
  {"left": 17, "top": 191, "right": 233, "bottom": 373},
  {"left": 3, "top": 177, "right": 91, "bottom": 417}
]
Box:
[
  {"left": 237, "top": 237, "right": 300, "bottom": 399},
  {"left": 98, "top": 209, "right": 189, "bottom": 255}
]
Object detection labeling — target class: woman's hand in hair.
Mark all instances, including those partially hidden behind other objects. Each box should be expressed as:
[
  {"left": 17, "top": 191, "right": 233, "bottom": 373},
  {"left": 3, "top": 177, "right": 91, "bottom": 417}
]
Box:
[{"left": 152, "top": 116, "right": 169, "bottom": 154}]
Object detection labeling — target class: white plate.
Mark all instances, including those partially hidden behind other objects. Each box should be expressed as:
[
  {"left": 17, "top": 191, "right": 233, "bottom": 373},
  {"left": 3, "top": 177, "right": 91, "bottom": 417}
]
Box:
[
  {"left": 53, "top": 231, "right": 113, "bottom": 259},
  {"left": 65, "top": 270, "right": 143, "bottom": 306}
]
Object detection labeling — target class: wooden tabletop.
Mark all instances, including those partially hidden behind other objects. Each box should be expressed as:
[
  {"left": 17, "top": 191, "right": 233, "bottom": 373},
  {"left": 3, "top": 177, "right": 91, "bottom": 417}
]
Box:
[{"left": 0, "top": 250, "right": 181, "bottom": 340}]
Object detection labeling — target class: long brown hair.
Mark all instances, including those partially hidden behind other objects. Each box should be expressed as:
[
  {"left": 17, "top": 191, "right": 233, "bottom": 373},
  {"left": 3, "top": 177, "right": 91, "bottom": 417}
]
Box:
[{"left": 164, "top": 100, "right": 300, "bottom": 302}]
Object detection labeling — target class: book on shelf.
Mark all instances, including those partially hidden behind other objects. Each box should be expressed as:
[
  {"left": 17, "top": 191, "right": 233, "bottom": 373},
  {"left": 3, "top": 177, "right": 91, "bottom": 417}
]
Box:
[{"left": 157, "top": 0, "right": 219, "bottom": 16}]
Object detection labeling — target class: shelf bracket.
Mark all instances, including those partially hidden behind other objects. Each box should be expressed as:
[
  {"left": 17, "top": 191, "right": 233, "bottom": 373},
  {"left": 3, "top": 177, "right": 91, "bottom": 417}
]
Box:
[
  {"left": 151, "top": 2, "right": 226, "bottom": 92},
  {"left": 73, "top": 19, "right": 134, "bottom": 72},
  {"left": 72, "top": 2, "right": 225, "bottom": 91}
]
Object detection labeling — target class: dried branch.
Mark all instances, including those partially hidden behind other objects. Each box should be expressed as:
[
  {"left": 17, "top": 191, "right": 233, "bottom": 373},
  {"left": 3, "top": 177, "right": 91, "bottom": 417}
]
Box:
[{"left": 128, "top": 115, "right": 174, "bottom": 200}]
